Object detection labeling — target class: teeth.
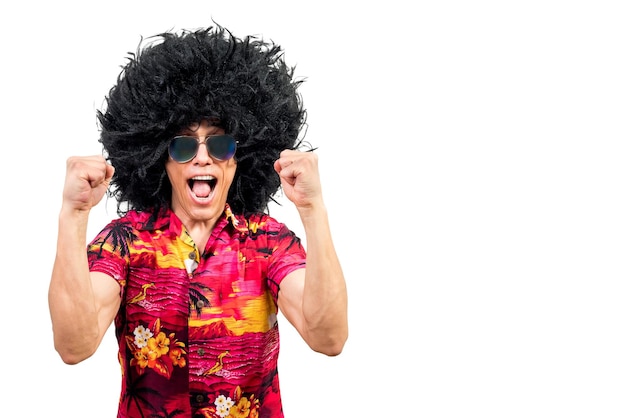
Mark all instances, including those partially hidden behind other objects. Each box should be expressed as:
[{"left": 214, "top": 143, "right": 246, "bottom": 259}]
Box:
[{"left": 191, "top": 175, "right": 215, "bottom": 181}]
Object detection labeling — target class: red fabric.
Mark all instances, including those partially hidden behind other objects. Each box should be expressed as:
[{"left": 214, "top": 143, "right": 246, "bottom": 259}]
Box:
[{"left": 88, "top": 205, "right": 306, "bottom": 417}]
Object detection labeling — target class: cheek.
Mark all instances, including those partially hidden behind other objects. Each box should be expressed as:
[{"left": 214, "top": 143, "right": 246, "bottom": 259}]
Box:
[
  {"left": 165, "top": 164, "right": 185, "bottom": 189},
  {"left": 222, "top": 164, "right": 237, "bottom": 189}
]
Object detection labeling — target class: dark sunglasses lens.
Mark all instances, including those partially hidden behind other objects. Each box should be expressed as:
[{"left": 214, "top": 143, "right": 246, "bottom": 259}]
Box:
[
  {"left": 169, "top": 137, "right": 198, "bottom": 162},
  {"left": 208, "top": 135, "right": 237, "bottom": 160}
]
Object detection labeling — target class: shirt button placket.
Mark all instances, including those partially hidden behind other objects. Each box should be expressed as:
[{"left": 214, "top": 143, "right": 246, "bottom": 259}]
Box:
[{"left": 184, "top": 250, "right": 198, "bottom": 276}]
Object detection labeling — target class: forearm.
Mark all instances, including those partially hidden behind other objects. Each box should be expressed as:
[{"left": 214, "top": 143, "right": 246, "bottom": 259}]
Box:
[
  {"left": 299, "top": 204, "right": 348, "bottom": 355},
  {"left": 48, "top": 208, "right": 100, "bottom": 364}
]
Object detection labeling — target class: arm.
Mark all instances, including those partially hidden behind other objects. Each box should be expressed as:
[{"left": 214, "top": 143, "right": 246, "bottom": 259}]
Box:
[
  {"left": 274, "top": 150, "right": 348, "bottom": 356},
  {"left": 48, "top": 156, "right": 120, "bottom": 365}
]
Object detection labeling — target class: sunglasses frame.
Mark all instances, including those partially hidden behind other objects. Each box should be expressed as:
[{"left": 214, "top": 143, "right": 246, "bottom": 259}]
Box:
[{"left": 168, "top": 134, "right": 238, "bottom": 163}]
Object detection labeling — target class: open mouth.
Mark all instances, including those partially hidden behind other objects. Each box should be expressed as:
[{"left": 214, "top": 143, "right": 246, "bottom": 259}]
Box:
[{"left": 188, "top": 175, "right": 217, "bottom": 199}]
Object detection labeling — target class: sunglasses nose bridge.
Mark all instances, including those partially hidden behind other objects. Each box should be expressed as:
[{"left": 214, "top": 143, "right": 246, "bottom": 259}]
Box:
[{"left": 194, "top": 138, "right": 213, "bottom": 161}]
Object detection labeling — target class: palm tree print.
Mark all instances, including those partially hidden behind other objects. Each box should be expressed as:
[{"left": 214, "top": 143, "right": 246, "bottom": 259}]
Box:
[
  {"left": 189, "top": 281, "right": 213, "bottom": 317},
  {"left": 90, "top": 220, "right": 137, "bottom": 259}
]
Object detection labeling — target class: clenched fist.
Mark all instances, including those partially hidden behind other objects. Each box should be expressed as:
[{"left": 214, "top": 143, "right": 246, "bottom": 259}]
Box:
[{"left": 62, "top": 156, "right": 115, "bottom": 212}]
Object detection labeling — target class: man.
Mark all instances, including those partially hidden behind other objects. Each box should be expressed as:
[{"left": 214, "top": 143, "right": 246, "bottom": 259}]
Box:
[{"left": 48, "top": 25, "right": 348, "bottom": 418}]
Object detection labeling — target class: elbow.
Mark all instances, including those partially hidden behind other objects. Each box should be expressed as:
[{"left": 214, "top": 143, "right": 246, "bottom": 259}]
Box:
[
  {"left": 310, "top": 330, "right": 348, "bottom": 357},
  {"left": 54, "top": 338, "right": 96, "bottom": 365},
  {"left": 57, "top": 348, "right": 93, "bottom": 365},
  {"left": 59, "top": 354, "right": 84, "bottom": 365},
  {"left": 304, "top": 312, "right": 349, "bottom": 356},
  {"left": 318, "top": 343, "right": 345, "bottom": 357}
]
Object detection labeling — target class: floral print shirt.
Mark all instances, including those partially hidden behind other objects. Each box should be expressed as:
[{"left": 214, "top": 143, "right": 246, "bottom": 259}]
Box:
[{"left": 87, "top": 205, "right": 306, "bottom": 418}]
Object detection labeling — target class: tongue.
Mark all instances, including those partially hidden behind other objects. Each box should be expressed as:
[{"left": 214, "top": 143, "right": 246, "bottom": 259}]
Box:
[{"left": 192, "top": 181, "right": 211, "bottom": 198}]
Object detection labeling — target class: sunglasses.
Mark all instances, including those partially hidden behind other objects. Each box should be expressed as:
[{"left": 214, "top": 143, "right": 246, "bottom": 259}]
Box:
[{"left": 168, "top": 135, "right": 237, "bottom": 163}]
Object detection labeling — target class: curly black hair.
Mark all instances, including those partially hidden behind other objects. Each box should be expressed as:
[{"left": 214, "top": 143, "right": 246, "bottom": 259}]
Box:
[{"left": 97, "top": 24, "right": 308, "bottom": 216}]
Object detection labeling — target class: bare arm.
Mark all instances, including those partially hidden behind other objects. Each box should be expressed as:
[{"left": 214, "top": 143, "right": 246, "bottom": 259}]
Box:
[
  {"left": 48, "top": 156, "right": 120, "bottom": 364},
  {"left": 274, "top": 150, "right": 348, "bottom": 356}
]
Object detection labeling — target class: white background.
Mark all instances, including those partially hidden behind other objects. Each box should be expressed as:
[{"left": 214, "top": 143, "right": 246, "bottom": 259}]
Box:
[{"left": 1, "top": 1, "right": 625, "bottom": 416}]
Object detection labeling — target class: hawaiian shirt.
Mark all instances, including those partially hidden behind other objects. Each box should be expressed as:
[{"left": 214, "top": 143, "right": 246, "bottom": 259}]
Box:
[{"left": 87, "top": 205, "right": 306, "bottom": 418}]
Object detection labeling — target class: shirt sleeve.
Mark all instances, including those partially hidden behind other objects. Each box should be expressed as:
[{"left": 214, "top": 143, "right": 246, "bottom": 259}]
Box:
[
  {"left": 86, "top": 219, "right": 131, "bottom": 297},
  {"left": 265, "top": 219, "right": 306, "bottom": 300}
]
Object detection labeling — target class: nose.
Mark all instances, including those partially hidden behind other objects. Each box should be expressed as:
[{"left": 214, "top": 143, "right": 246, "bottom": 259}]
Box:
[{"left": 193, "top": 140, "right": 213, "bottom": 164}]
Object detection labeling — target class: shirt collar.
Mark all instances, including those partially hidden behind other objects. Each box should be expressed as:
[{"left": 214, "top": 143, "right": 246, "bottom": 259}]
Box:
[{"left": 131, "top": 204, "right": 243, "bottom": 234}]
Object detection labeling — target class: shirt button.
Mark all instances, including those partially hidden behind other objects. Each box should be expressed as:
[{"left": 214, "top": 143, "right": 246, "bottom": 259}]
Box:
[
  {"left": 198, "top": 348, "right": 205, "bottom": 356},
  {"left": 195, "top": 394, "right": 205, "bottom": 403},
  {"left": 189, "top": 252, "right": 196, "bottom": 260}
]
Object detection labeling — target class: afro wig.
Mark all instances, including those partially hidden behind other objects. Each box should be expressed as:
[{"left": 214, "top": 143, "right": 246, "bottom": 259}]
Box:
[{"left": 97, "top": 24, "right": 307, "bottom": 216}]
